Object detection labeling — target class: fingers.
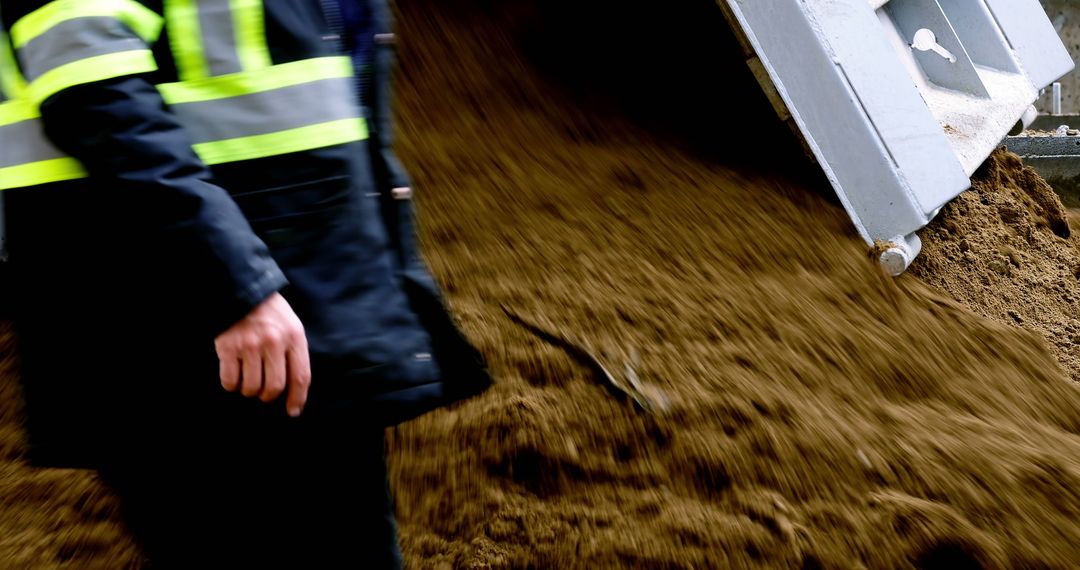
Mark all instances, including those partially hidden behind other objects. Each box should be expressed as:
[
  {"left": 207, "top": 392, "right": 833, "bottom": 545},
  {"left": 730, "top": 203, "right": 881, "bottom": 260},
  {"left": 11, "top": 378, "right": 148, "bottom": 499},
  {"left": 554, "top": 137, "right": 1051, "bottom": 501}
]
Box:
[
  {"left": 215, "top": 293, "right": 311, "bottom": 416},
  {"left": 285, "top": 334, "right": 311, "bottom": 417},
  {"left": 219, "top": 352, "right": 241, "bottom": 392},
  {"left": 261, "top": 336, "right": 287, "bottom": 403},
  {"left": 240, "top": 347, "right": 263, "bottom": 398}
]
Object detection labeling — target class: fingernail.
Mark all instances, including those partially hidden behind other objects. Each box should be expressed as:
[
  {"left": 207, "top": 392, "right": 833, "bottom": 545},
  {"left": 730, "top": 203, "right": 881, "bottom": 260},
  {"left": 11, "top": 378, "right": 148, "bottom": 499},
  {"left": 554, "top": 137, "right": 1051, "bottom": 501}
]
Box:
[{"left": 288, "top": 406, "right": 301, "bottom": 417}]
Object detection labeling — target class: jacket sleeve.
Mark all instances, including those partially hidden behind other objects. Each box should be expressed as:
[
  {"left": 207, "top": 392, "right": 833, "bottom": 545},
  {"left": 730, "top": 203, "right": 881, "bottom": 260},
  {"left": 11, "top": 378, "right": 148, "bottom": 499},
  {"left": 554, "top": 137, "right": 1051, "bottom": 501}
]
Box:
[
  {"left": 3, "top": 0, "right": 287, "bottom": 335},
  {"left": 366, "top": 0, "right": 412, "bottom": 191}
]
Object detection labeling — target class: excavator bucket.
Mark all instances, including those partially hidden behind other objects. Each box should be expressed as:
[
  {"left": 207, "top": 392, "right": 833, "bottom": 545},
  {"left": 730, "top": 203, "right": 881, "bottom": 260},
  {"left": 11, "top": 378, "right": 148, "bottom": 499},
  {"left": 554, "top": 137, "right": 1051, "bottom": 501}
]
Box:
[{"left": 720, "top": 0, "right": 1073, "bottom": 275}]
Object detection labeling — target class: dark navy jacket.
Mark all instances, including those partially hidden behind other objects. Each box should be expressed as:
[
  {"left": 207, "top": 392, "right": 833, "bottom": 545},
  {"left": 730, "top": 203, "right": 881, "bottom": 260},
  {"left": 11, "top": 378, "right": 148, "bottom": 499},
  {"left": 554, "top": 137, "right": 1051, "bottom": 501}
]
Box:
[{"left": 3, "top": 0, "right": 491, "bottom": 467}]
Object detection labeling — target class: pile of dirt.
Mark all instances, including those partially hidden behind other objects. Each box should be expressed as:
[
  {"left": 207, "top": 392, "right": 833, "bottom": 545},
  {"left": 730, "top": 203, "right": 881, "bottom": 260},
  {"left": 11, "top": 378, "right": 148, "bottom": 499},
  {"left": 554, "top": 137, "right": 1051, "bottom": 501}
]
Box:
[
  {"left": 0, "top": 0, "right": 1079, "bottom": 568},
  {"left": 387, "top": 1, "right": 1080, "bottom": 568},
  {"left": 912, "top": 149, "right": 1080, "bottom": 382}
]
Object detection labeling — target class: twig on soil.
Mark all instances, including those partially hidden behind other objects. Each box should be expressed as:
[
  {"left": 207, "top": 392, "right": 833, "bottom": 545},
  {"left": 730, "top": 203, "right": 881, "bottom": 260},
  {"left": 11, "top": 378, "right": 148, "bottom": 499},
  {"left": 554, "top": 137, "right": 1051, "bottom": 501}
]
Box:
[{"left": 501, "top": 305, "right": 667, "bottom": 413}]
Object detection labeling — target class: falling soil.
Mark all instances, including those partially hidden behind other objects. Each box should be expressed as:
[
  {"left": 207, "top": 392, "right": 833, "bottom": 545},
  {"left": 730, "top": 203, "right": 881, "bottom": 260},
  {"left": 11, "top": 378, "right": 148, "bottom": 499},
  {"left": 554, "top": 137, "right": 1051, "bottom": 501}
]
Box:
[{"left": 2, "top": 1, "right": 1080, "bottom": 569}]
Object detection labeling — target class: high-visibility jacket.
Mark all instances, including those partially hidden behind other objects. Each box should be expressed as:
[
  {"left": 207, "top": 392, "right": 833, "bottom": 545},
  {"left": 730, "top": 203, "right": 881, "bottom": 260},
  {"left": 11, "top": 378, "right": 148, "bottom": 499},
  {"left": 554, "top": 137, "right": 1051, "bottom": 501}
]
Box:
[
  {"left": 0, "top": 0, "right": 491, "bottom": 467},
  {"left": 2, "top": 0, "right": 378, "bottom": 178},
  {"left": 0, "top": 26, "right": 83, "bottom": 189}
]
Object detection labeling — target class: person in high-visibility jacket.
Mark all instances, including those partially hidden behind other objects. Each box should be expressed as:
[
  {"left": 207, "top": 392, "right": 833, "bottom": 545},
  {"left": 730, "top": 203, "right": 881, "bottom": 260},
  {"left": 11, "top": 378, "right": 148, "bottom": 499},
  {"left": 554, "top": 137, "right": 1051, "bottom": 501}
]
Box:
[{"left": 0, "top": 0, "right": 491, "bottom": 566}]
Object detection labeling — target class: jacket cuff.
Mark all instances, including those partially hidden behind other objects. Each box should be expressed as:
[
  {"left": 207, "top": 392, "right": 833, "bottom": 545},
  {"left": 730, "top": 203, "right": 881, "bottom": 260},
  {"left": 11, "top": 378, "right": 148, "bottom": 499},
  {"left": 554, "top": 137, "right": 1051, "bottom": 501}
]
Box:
[{"left": 212, "top": 254, "right": 289, "bottom": 336}]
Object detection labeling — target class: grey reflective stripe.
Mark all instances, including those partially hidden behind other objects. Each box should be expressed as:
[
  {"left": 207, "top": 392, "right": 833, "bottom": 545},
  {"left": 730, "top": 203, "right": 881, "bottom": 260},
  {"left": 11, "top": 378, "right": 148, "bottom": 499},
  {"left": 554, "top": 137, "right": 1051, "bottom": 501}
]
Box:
[
  {"left": 198, "top": 0, "right": 242, "bottom": 76},
  {"left": 18, "top": 17, "right": 146, "bottom": 82},
  {"left": 167, "top": 76, "right": 360, "bottom": 144},
  {"left": 0, "top": 117, "right": 68, "bottom": 168}
]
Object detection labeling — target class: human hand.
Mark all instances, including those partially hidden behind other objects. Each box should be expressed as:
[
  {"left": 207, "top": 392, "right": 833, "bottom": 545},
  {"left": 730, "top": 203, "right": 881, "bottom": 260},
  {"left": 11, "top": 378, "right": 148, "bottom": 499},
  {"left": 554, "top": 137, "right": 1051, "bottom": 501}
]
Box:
[{"left": 215, "top": 293, "right": 311, "bottom": 417}]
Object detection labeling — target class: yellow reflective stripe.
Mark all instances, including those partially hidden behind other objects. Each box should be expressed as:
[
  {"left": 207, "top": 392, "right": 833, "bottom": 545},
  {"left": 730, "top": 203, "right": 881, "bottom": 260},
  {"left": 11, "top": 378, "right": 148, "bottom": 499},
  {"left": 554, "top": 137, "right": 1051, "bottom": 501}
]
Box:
[
  {"left": 0, "top": 32, "right": 27, "bottom": 99},
  {"left": 27, "top": 49, "right": 157, "bottom": 105},
  {"left": 0, "top": 100, "right": 40, "bottom": 126},
  {"left": 0, "top": 158, "right": 86, "bottom": 190},
  {"left": 10, "top": 0, "right": 163, "bottom": 47},
  {"left": 231, "top": 0, "right": 270, "bottom": 71},
  {"left": 192, "top": 118, "right": 368, "bottom": 165},
  {"left": 158, "top": 56, "right": 353, "bottom": 104},
  {"left": 164, "top": 0, "right": 208, "bottom": 80}
]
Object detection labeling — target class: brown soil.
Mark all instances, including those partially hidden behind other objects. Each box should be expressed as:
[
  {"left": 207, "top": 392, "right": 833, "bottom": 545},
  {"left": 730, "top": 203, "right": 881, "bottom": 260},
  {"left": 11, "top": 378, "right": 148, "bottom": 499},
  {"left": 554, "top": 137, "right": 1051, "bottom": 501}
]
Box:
[
  {"left": 2, "top": 1, "right": 1080, "bottom": 569},
  {"left": 911, "top": 149, "right": 1080, "bottom": 383}
]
